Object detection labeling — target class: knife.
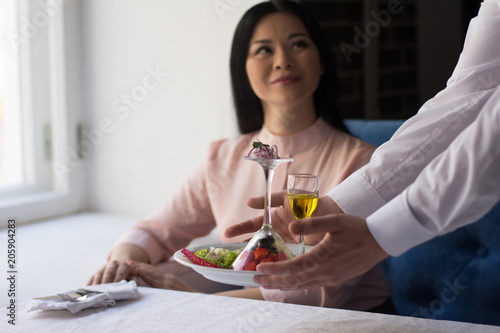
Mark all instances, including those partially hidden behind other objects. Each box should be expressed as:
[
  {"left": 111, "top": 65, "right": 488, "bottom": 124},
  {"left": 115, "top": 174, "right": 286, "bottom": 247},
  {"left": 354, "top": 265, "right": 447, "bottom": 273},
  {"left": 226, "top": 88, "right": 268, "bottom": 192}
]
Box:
[
  {"left": 34, "top": 290, "right": 103, "bottom": 301},
  {"left": 34, "top": 292, "right": 83, "bottom": 301}
]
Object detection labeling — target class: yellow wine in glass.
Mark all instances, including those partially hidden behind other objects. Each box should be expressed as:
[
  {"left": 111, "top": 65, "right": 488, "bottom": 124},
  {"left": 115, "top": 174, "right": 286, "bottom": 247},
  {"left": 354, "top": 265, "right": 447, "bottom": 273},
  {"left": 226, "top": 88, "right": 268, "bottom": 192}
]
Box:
[
  {"left": 287, "top": 174, "right": 319, "bottom": 255},
  {"left": 289, "top": 193, "right": 318, "bottom": 220}
]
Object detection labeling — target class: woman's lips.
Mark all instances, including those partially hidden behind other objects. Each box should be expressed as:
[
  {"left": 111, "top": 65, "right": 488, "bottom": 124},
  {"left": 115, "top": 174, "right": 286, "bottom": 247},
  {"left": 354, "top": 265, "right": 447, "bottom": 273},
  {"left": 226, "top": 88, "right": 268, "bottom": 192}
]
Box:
[{"left": 271, "top": 75, "right": 301, "bottom": 86}]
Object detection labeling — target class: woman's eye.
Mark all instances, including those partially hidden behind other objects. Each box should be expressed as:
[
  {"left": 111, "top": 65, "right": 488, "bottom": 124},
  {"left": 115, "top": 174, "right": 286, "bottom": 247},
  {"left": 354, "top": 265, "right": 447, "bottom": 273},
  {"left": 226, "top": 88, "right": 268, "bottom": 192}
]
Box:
[
  {"left": 255, "top": 46, "right": 271, "bottom": 54},
  {"left": 292, "top": 40, "right": 309, "bottom": 49}
]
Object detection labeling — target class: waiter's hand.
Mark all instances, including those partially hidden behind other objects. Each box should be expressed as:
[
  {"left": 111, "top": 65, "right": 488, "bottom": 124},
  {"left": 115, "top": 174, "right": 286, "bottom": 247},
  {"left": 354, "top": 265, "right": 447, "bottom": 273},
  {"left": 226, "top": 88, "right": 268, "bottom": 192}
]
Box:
[
  {"left": 224, "top": 191, "right": 344, "bottom": 245},
  {"left": 252, "top": 214, "right": 389, "bottom": 289}
]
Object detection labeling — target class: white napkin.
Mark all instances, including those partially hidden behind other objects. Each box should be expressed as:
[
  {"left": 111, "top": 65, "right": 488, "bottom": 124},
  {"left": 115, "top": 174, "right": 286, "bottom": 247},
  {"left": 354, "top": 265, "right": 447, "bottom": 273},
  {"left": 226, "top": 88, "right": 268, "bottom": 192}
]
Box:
[{"left": 26, "top": 280, "right": 139, "bottom": 314}]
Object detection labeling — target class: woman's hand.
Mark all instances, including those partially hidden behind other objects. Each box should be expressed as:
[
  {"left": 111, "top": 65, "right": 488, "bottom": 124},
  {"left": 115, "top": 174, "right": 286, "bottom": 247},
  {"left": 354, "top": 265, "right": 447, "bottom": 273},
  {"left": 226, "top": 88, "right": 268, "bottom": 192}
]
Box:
[
  {"left": 88, "top": 259, "right": 137, "bottom": 285},
  {"left": 127, "top": 260, "right": 198, "bottom": 292},
  {"left": 87, "top": 243, "right": 150, "bottom": 285}
]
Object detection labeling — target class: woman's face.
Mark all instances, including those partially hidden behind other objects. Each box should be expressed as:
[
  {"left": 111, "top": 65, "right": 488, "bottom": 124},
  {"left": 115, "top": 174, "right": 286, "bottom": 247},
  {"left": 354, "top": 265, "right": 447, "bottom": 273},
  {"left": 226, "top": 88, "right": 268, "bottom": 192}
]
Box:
[{"left": 246, "top": 13, "right": 323, "bottom": 110}]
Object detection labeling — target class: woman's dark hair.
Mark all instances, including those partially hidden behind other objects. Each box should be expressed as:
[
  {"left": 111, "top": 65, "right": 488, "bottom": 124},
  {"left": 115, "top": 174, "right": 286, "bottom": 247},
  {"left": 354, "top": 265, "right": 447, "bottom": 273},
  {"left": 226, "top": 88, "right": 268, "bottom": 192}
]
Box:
[{"left": 230, "top": 0, "right": 348, "bottom": 134}]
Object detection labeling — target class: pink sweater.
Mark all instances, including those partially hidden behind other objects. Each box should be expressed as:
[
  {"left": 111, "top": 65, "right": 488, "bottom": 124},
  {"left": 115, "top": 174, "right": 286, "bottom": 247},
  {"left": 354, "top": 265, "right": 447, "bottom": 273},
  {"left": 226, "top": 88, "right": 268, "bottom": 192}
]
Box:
[{"left": 116, "top": 118, "right": 392, "bottom": 309}]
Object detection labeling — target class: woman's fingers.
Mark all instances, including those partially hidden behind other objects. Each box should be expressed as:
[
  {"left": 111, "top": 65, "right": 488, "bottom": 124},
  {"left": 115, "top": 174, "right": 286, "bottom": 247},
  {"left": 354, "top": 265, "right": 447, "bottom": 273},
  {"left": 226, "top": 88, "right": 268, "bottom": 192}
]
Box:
[
  {"left": 114, "top": 261, "right": 135, "bottom": 282},
  {"left": 130, "top": 261, "right": 197, "bottom": 292},
  {"left": 87, "top": 266, "right": 104, "bottom": 286},
  {"left": 130, "top": 261, "right": 163, "bottom": 287},
  {"left": 88, "top": 260, "right": 135, "bottom": 285}
]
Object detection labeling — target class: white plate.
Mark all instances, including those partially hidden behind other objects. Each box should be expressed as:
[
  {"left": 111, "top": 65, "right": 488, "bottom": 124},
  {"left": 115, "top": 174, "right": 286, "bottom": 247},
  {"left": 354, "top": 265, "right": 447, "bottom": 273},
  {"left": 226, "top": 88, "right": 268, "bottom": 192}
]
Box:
[{"left": 173, "top": 242, "right": 308, "bottom": 287}]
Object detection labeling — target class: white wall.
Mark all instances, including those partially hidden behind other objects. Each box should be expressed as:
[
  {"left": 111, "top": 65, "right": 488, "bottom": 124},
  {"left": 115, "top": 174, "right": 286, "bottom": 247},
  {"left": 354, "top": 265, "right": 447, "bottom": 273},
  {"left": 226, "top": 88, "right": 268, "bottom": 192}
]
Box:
[{"left": 78, "top": 0, "right": 262, "bottom": 216}]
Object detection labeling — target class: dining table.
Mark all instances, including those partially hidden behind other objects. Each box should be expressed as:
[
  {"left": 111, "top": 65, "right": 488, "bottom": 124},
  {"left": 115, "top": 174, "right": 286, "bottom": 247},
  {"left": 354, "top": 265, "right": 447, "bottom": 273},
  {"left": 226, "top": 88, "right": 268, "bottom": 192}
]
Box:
[{"left": 3, "top": 286, "right": 499, "bottom": 333}]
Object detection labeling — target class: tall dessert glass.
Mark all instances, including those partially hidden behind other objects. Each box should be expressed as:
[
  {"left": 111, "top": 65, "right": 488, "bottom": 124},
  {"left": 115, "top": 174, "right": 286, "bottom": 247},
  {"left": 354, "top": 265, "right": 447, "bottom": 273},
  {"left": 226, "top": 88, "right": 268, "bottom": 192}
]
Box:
[{"left": 231, "top": 156, "right": 295, "bottom": 270}]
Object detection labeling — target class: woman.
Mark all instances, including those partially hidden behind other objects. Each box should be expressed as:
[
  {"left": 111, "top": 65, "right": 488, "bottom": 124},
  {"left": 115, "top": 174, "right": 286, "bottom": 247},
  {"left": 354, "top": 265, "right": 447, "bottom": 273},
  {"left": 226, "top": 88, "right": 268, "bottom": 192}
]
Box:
[{"left": 89, "top": 0, "right": 392, "bottom": 312}]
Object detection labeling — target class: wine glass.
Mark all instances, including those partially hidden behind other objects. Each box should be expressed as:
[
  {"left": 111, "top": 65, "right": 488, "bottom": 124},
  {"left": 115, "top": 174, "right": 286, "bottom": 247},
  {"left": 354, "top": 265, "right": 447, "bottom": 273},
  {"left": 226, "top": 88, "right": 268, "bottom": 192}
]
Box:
[
  {"left": 287, "top": 173, "right": 319, "bottom": 255},
  {"left": 231, "top": 156, "right": 295, "bottom": 271}
]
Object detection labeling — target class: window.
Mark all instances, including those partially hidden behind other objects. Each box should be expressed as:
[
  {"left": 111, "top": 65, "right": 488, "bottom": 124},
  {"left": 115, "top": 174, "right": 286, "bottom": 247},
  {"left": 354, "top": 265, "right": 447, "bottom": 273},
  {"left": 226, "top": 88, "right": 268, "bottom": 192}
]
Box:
[
  {"left": 0, "top": 0, "right": 83, "bottom": 226},
  {"left": 0, "top": 0, "right": 24, "bottom": 190}
]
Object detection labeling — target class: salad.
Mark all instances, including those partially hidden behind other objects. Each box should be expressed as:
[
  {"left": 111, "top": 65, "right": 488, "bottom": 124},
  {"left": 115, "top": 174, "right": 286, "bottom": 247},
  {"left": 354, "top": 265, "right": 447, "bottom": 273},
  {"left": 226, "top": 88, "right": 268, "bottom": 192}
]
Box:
[
  {"left": 182, "top": 240, "right": 291, "bottom": 271},
  {"left": 247, "top": 141, "right": 279, "bottom": 159},
  {"left": 181, "top": 247, "right": 242, "bottom": 269},
  {"left": 195, "top": 247, "right": 242, "bottom": 269}
]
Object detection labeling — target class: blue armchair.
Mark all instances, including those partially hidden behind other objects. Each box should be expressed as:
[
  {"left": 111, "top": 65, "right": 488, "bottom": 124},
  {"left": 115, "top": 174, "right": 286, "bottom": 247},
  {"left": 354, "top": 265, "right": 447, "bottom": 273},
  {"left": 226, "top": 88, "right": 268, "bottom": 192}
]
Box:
[
  {"left": 345, "top": 119, "right": 405, "bottom": 147},
  {"left": 344, "top": 119, "right": 500, "bottom": 326}
]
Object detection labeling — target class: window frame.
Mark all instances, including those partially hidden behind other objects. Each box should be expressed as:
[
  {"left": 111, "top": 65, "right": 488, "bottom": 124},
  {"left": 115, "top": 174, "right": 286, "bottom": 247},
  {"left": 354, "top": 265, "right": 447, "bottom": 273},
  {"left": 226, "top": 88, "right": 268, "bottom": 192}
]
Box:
[{"left": 0, "top": 0, "right": 84, "bottom": 226}]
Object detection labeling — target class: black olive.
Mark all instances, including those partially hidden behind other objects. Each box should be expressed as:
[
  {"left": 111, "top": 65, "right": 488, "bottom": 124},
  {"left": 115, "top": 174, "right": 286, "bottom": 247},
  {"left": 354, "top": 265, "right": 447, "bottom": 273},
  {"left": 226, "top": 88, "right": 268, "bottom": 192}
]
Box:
[
  {"left": 257, "top": 235, "right": 275, "bottom": 249},
  {"left": 257, "top": 238, "right": 270, "bottom": 248}
]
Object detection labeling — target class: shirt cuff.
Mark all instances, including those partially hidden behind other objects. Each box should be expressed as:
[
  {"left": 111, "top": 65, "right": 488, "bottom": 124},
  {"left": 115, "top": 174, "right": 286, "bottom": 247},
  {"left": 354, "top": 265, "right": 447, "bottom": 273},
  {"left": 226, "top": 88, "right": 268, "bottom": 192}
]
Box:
[
  {"left": 366, "top": 193, "right": 436, "bottom": 256},
  {"left": 327, "top": 171, "right": 387, "bottom": 218},
  {"left": 113, "top": 228, "right": 164, "bottom": 264}
]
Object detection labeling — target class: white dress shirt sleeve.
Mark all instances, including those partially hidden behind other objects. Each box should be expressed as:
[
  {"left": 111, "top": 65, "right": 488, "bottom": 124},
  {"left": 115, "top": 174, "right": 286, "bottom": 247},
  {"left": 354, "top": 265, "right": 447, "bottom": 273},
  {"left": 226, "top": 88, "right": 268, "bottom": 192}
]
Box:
[
  {"left": 328, "top": 0, "right": 500, "bottom": 218},
  {"left": 367, "top": 86, "right": 500, "bottom": 256}
]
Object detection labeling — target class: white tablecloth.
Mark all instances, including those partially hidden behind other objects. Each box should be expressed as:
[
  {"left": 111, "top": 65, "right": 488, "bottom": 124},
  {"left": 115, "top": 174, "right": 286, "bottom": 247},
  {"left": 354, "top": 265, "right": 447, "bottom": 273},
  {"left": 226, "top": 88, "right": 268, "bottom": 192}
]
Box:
[{"left": 2, "top": 287, "right": 499, "bottom": 333}]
